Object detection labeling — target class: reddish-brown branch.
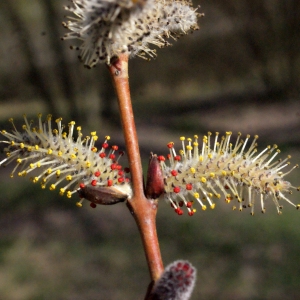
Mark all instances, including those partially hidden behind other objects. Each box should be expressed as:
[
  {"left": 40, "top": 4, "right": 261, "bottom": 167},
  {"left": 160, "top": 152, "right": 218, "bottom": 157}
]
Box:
[{"left": 108, "top": 54, "right": 164, "bottom": 285}]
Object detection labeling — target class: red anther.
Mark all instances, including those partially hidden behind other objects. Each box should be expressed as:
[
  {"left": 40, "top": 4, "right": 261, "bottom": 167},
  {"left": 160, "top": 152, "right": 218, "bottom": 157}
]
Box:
[
  {"left": 107, "top": 179, "right": 113, "bottom": 186},
  {"left": 99, "top": 152, "right": 106, "bottom": 158},
  {"left": 157, "top": 155, "right": 165, "bottom": 162},
  {"left": 167, "top": 142, "right": 174, "bottom": 149},
  {"left": 188, "top": 211, "right": 194, "bottom": 216},
  {"left": 118, "top": 170, "right": 124, "bottom": 176},
  {"left": 91, "top": 147, "right": 97, "bottom": 152},
  {"left": 224, "top": 185, "right": 229, "bottom": 189},
  {"left": 109, "top": 154, "right": 116, "bottom": 160},
  {"left": 124, "top": 167, "right": 130, "bottom": 173},
  {"left": 111, "top": 145, "right": 118, "bottom": 151},
  {"left": 116, "top": 164, "right": 122, "bottom": 170},
  {"left": 79, "top": 183, "right": 85, "bottom": 189},
  {"left": 179, "top": 201, "right": 184, "bottom": 207},
  {"left": 174, "top": 155, "right": 181, "bottom": 161},
  {"left": 186, "top": 201, "right": 192, "bottom": 208},
  {"left": 94, "top": 171, "right": 101, "bottom": 177},
  {"left": 102, "top": 142, "right": 109, "bottom": 149},
  {"left": 171, "top": 170, "right": 178, "bottom": 176},
  {"left": 167, "top": 154, "right": 171, "bottom": 160},
  {"left": 125, "top": 178, "right": 130, "bottom": 183},
  {"left": 173, "top": 186, "right": 180, "bottom": 193},
  {"left": 177, "top": 208, "right": 183, "bottom": 215},
  {"left": 119, "top": 151, "right": 125, "bottom": 156},
  {"left": 90, "top": 203, "right": 97, "bottom": 208},
  {"left": 118, "top": 177, "right": 124, "bottom": 183},
  {"left": 91, "top": 180, "right": 97, "bottom": 186},
  {"left": 186, "top": 183, "right": 193, "bottom": 190},
  {"left": 111, "top": 163, "right": 117, "bottom": 170}
]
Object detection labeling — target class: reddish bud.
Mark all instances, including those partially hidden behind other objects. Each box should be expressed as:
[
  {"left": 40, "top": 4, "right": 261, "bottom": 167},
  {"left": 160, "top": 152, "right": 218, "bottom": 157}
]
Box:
[
  {"left": 77, "top": 185, "right": 128, "bottom": 205},
  {"left": 145, "top": 153, "right": 165, "bottom": 199}
]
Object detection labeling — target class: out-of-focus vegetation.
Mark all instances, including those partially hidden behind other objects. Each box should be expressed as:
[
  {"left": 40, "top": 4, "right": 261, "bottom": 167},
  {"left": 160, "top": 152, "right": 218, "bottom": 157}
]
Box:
[{"left": 0, "top": 0, "right": 299, "bottom": 299}]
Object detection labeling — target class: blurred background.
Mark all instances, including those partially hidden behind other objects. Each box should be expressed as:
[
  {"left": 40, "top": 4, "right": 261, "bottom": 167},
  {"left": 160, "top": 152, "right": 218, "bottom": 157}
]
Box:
[{"left": 0, "top": 0, "right": 300, "bottom": 299}]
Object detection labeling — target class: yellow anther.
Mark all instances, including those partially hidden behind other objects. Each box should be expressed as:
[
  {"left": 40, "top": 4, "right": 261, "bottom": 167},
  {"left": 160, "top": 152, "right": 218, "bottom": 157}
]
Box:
[
  {"left": 67, "top": 191, "right": 72, "bottom": 198},
  {"left": 190, "top": 167, "right": 196, "bottom": 174},
  {"left": 186, "top": 145, "right": 193, "bottom": 150},
  {"left": 194, "top": 135, "right": 198, "bottom": 139},
  {"left": 221, "top": 171, "right": 227, "bottom": 176},
  {"left": 58, "top": 151, "right": 63, "bottom": 156},
  {"left": 30, "top": 163, "right": 35, "bottom": 169},
  {"left": 209, "top": 172, "right": 215, "bottom": 178},
  {"left": 69, "top": 121, "right": 75, "bottom": 125},
  {"left": 200, "top": 177, "right": 206, "bottom": 183},
  {"left": 66, "top": 175, "right": 72, "bottom": 181},
  {"left": 33, "top": 177, "right": 39, "bottom": 183},
  {"left": 210, "top": 203, "right": 216, "bottom": 209},
  {"left": 199, "top": 155, "right": 203, "bottom": 162},
  {"left": 208, "top": 153, "right": 212, "bottom": 159},
  {"left": 20, "top": 143, "right": 25, "bottom": 149},
  {"left": 193, "top": 142, "right": 198, "bottom": 146},
  {"left": 10, "top": 173, "right": 14, "bottom": 178},
  {"left": 35, "top": 145, "right": 39, "bottom": 150},
  {"left": 59, "top": 188, "right": 65, "bottom": 195},
  {"left": 46, "top": 168, "right": 52, "bottom": 174},
  {"left": 91, "top": 131, "right": 96, "bottom": 136},
  {"left": 77, "top": 126, "right": 81, "bottom": 131},
  {"left": 56, "top": 170, "right": 61, "bottom": 176},
  {"left": 76, "top": 202, "right": 83, "bottom": 208},
  {"left": 92, "top": 147, "right": 97, "bottom": 152},
  {"left": 27, "top": 146, "right": 32, "bottom": 152},
  {"left": 86, "top": 161, "right": 91, "bottom": 168},
  {"left": 22, "top": 125, "right": 27, "bottom": 130},
  {"left": 180, "top": 137, "right": 185, "bottom": 141},
  {"left": 187, "top": 138, "right": 192, "bottom": 142},
  {"left": 37, "top": 113, "right": 42, "bottom": 118},
  {"left": 202, "top": 205, "right": 207, "bottom": 211},
  {"left": 55, "top": 117, "right": 62, "bottom": 123},
  {"left": 70, "top": 154, "right": 77, "bottom": 159},
  {"left": 16, "top": 158, "right": 22, "bottom": 164},
  {"left": 8, "top": 118, "right": 13, "bottom": 122},
  {"left": 92, "top": 135, "right": 98, "bottom": 141},
  {"left": 105, "top": 136, "right": 110, "bottom": 140},
  {"left": 41, "top": 184, "right": 46, "bottom": 189},
  {"left": 47, "top": 114, "right": 52, "bottom": 120},
  {"left": 215, "top": 193, "right": 221, "bottom": 199},
  {"left": 62, "top": 132, "right": 67, "bottom": 138},
  {"left": 47, "top": 149, "right": 53, "bottom": 155},
  {"left": 49, "top": 184, "right": 56, "bottom": 191},
  {"left": 193, "top": 192, "right": 199, "bottom": 198},
  {"left": 53, "top": 129, "right": 58, "bottom": 134},
  {"left": 2, "top": 130, "right": 7, "bottom": 134},
  {"left": 10, "top": 141, "right": 15, "bottom": 146}
]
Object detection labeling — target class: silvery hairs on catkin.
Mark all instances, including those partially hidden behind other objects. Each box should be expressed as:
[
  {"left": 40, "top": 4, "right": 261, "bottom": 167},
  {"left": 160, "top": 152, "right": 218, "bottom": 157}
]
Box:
[{"left": 62, "top": 0, "right": 201, "bottom": 67}]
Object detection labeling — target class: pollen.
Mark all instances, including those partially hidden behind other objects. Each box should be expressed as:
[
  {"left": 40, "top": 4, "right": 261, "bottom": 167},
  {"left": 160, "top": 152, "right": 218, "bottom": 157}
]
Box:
[
  {"left": 0, "top": 114, "right": 132, "bottom": 206},
  {"left": 62, "top": 0, "right": 202, "bottom": 67},
  {"left": 159, "top": 132, "right": 299, "bottom": 216}
]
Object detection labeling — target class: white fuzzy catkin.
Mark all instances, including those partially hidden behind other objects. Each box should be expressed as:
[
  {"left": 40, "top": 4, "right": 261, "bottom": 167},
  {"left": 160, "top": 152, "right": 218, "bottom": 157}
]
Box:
[
  {"left": 0, "top": 114, "right": 132, "bottom": 205},
  {"left": 158, "top": 132, "right": 300, "bottom": 215},
  {"left": 62, "top": 0, "right": 201, "bottom": 67}
]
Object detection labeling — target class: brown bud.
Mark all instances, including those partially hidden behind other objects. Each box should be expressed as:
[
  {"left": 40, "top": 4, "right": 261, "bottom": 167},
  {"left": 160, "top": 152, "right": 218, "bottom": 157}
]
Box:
[
  {"left": 145, "top": 153, "right": 165, "bottom": 199},
  {"left": 77, "top": 185, "right": 128, "bottom": 205}
]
